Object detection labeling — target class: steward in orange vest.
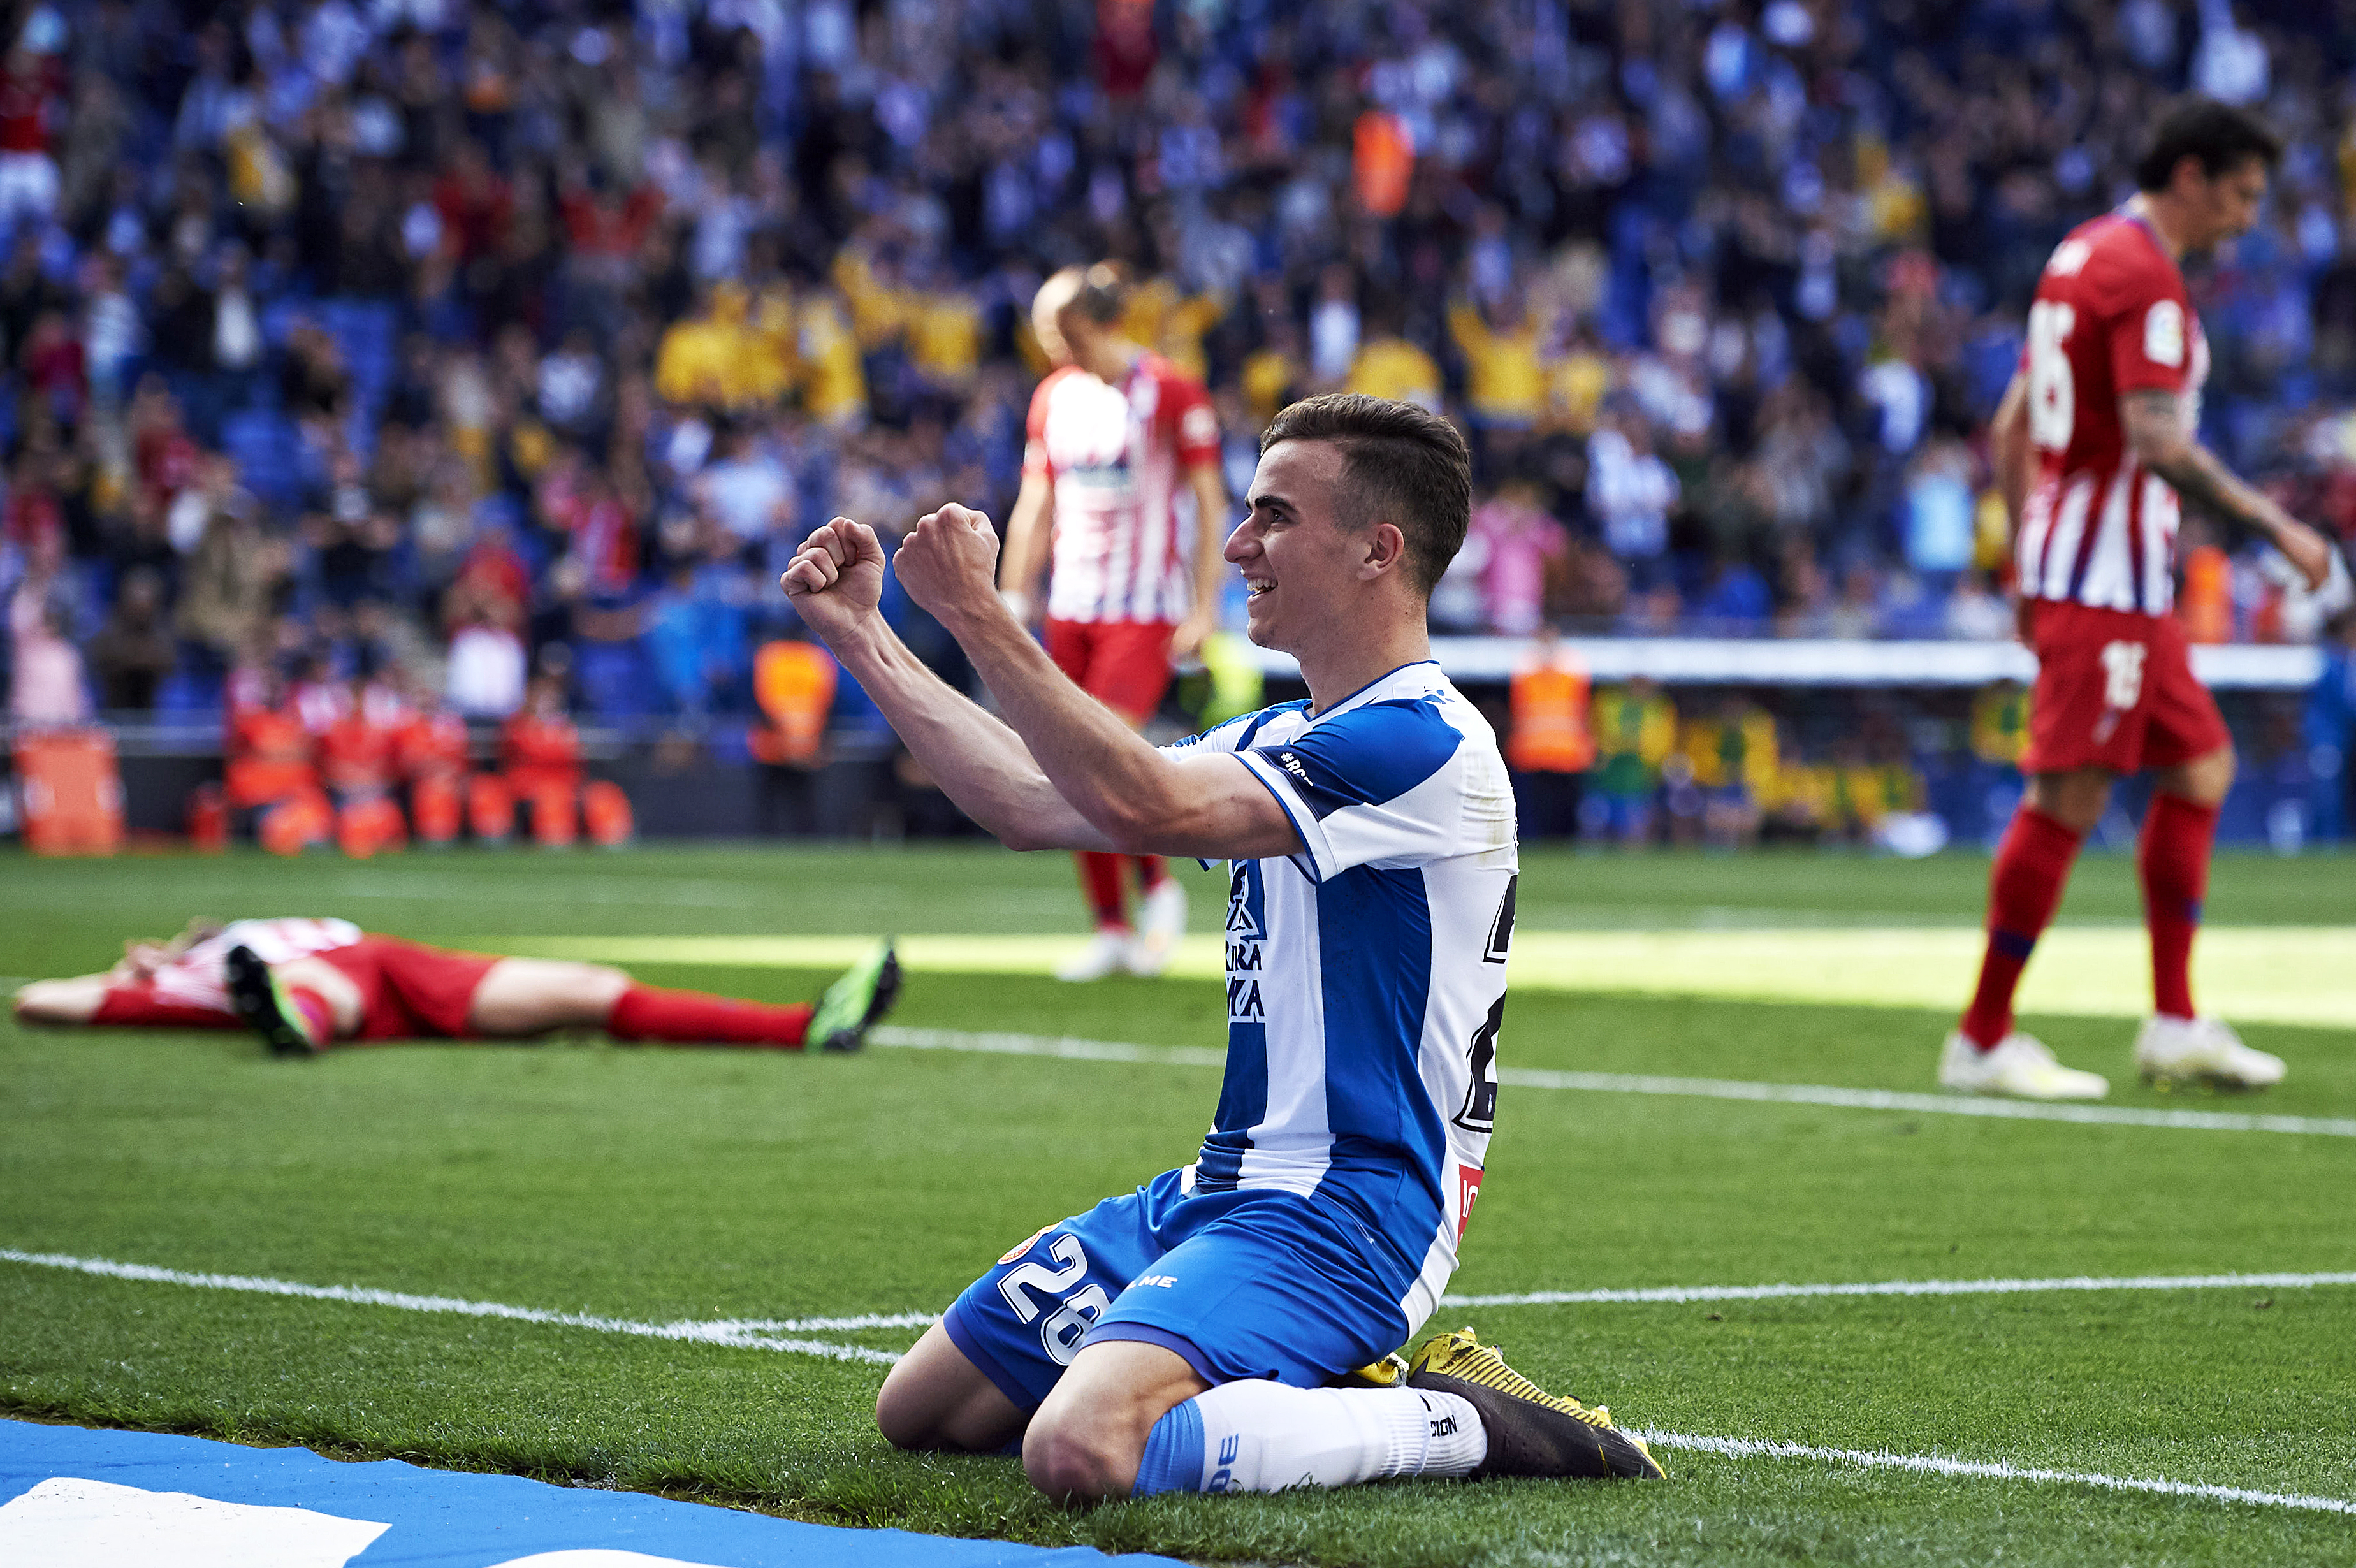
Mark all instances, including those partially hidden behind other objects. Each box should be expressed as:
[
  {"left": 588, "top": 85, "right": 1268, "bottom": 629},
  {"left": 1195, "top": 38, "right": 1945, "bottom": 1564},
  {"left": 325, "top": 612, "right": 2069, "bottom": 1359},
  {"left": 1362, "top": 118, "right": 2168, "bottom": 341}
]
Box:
[
  {"left": 748, "top": 639, "right": 838, "bottom": 767},
  {"left": 1507, "top": 628, "right": 1594, "bottom": 839}
]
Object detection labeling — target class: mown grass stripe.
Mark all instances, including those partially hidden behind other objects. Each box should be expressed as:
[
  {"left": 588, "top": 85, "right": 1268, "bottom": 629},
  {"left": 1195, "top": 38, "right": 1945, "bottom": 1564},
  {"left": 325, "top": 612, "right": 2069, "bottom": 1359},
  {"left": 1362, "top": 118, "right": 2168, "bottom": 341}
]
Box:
[
  {"left": 1638, "top": 1430, "right": 2356, "bottom": 1515},
  {"left": 1444, "top": 1269, "right": 2356, "bottom": 1307},
  {"left": 866, "top": 1027, "right": 2356, "bottom": 1137},
  {"left": 0, "top": 1249, "right": 901, "bottom": 1365},
  {"left": 14, "top": 1245, "right": 2355, "bottom": 1516}
]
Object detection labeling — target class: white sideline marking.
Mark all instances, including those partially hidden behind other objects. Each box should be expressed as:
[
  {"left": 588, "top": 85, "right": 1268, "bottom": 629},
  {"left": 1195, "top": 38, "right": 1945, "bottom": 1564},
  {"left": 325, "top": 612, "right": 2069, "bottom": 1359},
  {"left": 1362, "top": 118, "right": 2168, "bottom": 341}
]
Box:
[
  {"left": 1636, "top": 1430, "right": 2356, "bottom": 1515},
  {"left": 12, "top": 1246, "right": 2355, "bottom": 1517},
  {"left": 868, "top": 1027, "right": 2356, "bottom": 1136},
  {"left": 0, "top": 1249, "right": 913, "bottom": 1365},
  {"left": 1445, "top": 1268, "right": 2356, "bottom": 1308}
]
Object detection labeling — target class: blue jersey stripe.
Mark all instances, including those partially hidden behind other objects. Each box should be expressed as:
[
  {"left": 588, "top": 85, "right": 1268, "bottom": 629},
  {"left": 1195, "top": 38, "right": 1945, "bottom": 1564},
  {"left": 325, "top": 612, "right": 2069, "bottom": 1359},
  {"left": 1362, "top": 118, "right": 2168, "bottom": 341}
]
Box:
[
  {"left": 1200, "top": 860, "right": 1271, "bottom": 1186},
  {"left": 1311, "top": 866, "right": 1448, "bottom": 1240},
  {"left": 1248, "top": 698, "right": 1461, "bottom": 822}
]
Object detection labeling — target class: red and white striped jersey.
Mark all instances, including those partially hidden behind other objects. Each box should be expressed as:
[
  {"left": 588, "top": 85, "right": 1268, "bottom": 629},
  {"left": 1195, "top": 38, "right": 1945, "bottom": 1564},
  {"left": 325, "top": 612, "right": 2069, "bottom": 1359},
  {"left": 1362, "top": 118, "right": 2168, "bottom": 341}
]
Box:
[
  {"left": 1024, "top": 354, "right": 1221, "bottom": 625},
  {"left": 2014, "top": 209, "right": 2208, "bottom": 616},
  {"left": 138, "top": 918, "right": 363, "bottom": 1017}
]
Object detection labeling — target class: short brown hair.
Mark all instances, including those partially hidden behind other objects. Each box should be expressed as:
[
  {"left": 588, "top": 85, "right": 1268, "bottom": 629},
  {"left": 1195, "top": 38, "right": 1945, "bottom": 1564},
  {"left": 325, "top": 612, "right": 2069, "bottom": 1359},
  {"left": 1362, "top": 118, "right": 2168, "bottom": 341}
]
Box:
[
  {"left": 2135, "top": 99, "right": 2281, "bottom": 192},
  {"left": 1260, "top": 393, "right": 1471, "bottom": 595}
]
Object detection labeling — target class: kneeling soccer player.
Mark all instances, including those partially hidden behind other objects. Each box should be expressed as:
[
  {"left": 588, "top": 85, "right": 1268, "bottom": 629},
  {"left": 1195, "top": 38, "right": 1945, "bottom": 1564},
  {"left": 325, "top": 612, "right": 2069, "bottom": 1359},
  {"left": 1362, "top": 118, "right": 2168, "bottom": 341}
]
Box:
[
  {"left": 781, "top": 393, "right": 1662, "bottom": 1503},
  {"left": 13, "top": 917, "right": 898, "bottom": 1057}
]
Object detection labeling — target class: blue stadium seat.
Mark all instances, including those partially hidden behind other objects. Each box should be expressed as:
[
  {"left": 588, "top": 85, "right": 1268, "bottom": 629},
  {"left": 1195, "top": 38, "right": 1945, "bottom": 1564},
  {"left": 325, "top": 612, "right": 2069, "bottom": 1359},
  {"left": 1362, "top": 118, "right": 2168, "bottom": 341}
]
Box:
[{"left": 219, "top": 410, "right": 305, "bottom": 514}]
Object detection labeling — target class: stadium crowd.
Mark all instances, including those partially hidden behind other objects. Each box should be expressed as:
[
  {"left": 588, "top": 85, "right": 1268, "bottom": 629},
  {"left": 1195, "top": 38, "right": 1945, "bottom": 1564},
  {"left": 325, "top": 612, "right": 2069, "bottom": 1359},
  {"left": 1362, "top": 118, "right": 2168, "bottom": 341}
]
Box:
[{"left": 0, "top": 0, "right": 2350, "bottom": 839}]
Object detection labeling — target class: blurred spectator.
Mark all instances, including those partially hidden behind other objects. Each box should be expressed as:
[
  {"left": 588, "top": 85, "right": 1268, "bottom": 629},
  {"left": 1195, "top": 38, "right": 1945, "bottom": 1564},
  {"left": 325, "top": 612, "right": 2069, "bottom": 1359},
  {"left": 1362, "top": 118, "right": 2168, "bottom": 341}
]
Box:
[
  {"left": 4, "top": 0, "right": 2353, "bottom": 763},
  {"left": 1587, "top": 412, "right": 1678, "bottom": 589},
  {"left": 86, "top": 565, "right": 175, "bottom": 709},
  {"left": 1467, "top": 481, "right": 1568, "bottom": 638}
]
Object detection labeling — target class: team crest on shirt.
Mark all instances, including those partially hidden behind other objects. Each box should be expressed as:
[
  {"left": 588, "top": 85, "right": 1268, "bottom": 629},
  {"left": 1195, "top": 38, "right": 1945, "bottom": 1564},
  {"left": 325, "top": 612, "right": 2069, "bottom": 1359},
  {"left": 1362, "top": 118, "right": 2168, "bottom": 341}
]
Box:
[{"left": 2144, "top": 301, "right": 2185, "bottom": 368}]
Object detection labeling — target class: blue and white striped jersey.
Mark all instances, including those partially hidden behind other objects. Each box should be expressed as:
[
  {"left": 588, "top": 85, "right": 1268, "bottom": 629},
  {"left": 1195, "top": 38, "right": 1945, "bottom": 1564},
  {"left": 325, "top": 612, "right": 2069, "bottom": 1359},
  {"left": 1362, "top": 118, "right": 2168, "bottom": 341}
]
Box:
[{"left": 1166, "top": 660, "right": 1518, "bottom": 1330}]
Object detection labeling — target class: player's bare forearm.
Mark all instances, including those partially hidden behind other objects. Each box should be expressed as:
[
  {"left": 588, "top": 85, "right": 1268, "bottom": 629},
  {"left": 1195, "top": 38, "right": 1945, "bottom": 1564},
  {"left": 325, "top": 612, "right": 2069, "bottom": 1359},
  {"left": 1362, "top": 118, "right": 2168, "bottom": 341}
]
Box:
[
  {"left": 783, "top": 517, "right": 1109, "bottom": 851},
  {"left": 825, "top": 616, "right": 1114, "bottom": 852},
  {"left": 926, "top": 602, "right": 1262, "bottom": 856},
  {"left": 2123, "top": 390, "right": 2333, "bottom": 588},
  {"left": 1175, "top": 462, "right": 1230, "bottom": 657},
  {"left": 996, "top": 472, "right": 1054, "bottom": 606},
  {"left": 1990, "top": 373, "right": 2032, "bottom": 528},
  {"left": 900, "top": 504, "right": 1303, "bottom": 859}
]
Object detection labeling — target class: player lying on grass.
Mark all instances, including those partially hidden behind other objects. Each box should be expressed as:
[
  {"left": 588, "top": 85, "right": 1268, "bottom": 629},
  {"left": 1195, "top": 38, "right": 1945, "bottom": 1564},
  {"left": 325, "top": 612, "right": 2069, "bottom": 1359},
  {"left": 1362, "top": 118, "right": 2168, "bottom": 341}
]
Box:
[
  {"left": 12, "top": 918, "right": 900, "bottom": 1057},
  {"left": 1945, "top": 99, "right": 2341, "bottom": 1101},
  {"left": 783, "top": 392, "right": 1662, "bottom": 1505}
]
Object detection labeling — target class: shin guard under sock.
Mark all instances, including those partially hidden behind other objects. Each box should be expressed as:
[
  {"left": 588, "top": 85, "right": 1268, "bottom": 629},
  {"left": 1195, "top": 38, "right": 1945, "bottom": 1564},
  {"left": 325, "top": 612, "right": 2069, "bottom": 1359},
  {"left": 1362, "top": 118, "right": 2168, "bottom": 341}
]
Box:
[
  {"left": 2140, "top": 792, "right": 2218, "bottom": 1020},
  {"left": 1960, "top": 806, "right": 2084, "bottom": 1048},
  {"left": 606, "top": 984, "right": 813, "bottom": 1048}
]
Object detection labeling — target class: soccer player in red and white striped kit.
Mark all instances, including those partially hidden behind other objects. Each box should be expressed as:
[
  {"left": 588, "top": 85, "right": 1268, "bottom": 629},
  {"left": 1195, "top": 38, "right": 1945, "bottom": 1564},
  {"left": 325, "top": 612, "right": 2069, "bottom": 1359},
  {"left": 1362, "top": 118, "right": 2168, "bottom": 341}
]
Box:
[
  {"left": 998, "top": 265, "right": 1231, "bottom": 980},
  {"left": 1944, "top": 101, "right": 2342, "bottom": 1100}
]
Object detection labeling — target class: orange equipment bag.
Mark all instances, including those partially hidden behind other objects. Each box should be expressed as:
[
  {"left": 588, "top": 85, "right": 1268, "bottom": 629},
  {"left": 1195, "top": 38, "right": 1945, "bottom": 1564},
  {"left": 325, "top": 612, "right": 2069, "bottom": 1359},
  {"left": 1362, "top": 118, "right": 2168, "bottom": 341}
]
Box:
[
  {"left": 411, "top": 772, "right": 465, "bottom": 845},
  {"left": 468, "top": 773, "right": 515, "bottom": 843},
  {"left": 16, "top": 728, "right": 125, "bottom": 856},
  {"left": 527, "top": 780, "right": 578, "bottom": 847},
  {"left": 581, "top": 778, "right": 634, "bottom": 846}
]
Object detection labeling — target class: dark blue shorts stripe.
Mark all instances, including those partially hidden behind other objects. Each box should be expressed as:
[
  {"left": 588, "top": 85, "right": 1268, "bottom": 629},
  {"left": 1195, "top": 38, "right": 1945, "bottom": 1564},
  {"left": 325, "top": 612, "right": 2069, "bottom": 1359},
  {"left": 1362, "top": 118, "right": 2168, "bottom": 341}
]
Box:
[{"left": 1084, "top": 1321, "right": 1222, "bottom": 1385}]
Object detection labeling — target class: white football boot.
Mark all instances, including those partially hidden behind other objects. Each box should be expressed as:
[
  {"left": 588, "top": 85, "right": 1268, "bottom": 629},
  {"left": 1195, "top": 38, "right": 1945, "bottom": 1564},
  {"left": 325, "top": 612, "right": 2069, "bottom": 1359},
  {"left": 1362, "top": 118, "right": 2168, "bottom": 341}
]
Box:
[
  {"left": 1938, "top": 1030, "right": 2110, "bottom": 1100},
  {"left": 1127, "top": 877, "right": 1188, "bottom": 978},
  {"left": 1054, "top": 929, "right": 1133, "bottom": 983},
  {"left": 2133, "top": 1015, "right": 2286, "bottom": 1089}
]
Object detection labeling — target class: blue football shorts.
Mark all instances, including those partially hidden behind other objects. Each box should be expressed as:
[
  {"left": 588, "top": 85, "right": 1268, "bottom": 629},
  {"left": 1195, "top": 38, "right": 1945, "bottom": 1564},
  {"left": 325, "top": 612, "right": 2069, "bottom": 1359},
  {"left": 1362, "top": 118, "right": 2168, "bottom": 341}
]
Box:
[{"left": 940, "top": 1167, "right": 1426, "bottom": 1409}]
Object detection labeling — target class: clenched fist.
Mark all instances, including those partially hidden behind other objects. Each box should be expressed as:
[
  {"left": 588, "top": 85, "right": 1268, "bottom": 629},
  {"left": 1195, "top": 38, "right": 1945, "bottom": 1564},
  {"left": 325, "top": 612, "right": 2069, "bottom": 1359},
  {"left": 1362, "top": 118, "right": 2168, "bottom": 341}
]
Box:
[
  {"left": 780, "top": 517, "right": 889, "bottom": 648},
  {"left": 892, "top": 503, "right": 1007, "bottom": 627}
]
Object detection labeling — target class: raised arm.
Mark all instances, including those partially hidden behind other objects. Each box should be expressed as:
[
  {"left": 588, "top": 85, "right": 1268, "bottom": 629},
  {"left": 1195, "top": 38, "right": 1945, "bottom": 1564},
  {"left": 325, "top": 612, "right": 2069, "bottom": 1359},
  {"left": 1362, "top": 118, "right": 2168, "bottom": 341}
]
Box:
[
  {"left": 2121, "top": 388, "right": 2333, "bottom": 588},
  {"left": 885, "top": 504, "right": 1305, "bottom": 862},
  {"left": 782, "top": 519, "right": 1109, "bottom": 852}
]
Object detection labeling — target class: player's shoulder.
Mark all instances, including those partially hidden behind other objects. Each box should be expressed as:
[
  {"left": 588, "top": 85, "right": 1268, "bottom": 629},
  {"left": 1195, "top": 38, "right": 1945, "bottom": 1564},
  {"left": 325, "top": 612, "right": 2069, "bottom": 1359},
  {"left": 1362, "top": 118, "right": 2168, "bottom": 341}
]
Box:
[
  {"left": 2044, "top": 212, "right": 2184, "bottom": 307},
  {"left": 1290, "top": 665, "right": 1480, "bottom": 788},
  {"left": 1138, "top": 351, "right": 1212, "bottom": 409},
  {"left": 1028, "top": 364, "right": 1082, "bottom": 413}
]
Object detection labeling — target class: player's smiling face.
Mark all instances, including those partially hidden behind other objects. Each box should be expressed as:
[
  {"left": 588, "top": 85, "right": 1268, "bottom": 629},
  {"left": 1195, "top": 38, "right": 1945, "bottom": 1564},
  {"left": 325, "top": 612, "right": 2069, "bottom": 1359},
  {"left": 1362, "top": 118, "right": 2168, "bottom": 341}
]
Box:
[{"left": 1228, "top": 439, "right": 1361, "bottom": 653}]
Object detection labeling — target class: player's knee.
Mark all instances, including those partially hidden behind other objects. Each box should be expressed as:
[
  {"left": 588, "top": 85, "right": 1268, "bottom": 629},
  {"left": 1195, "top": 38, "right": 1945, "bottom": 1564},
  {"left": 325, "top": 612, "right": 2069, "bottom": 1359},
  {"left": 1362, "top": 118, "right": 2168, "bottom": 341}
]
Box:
[
  {"left": 873, "top": 1370, "right": 945, "bottom": 1451},
  {"left": 571, "top": 964, "right": 633, "bottom": 1006},
  {"left": 1021, "top": 1407, "right": 1133, "bottom": 1504}
]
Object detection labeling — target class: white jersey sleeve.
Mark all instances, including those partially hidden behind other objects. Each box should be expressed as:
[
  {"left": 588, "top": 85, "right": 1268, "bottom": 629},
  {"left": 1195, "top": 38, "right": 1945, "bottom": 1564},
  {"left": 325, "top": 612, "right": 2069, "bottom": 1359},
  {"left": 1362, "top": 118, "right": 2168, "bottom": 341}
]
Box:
[{"left": 1232, "top": 696, "right": 1505, "bottom": 882}]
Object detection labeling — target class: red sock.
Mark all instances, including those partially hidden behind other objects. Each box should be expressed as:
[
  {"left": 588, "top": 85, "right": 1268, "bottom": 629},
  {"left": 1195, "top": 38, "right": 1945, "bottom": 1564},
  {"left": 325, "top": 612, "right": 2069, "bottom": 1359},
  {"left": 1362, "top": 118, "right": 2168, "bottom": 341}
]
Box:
[
  {"left": 2140, "top": 792, "right": 2218, "bottom": 1020},
  {"left": 286, "top": 986, "right": 337, "bottom": 1045},
  {"left": 605, "top": 984, "right": 813, "bottom": 1048},
  {"left": 1960, "top": 806, "right": 2084, "bottom": 1049},
  {"left": 1133, "top": 855, "right": 1168, "bottom": 893},
  {"left": 1077, "top": 852, "right": 1128, "bottom": 931}
]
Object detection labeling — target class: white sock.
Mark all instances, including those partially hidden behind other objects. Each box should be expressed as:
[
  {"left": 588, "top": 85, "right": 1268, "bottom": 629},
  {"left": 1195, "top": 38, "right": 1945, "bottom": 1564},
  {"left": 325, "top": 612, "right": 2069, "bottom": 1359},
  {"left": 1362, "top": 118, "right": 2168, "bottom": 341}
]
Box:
[{"left": 1131, "top": 1380, "right": 1487, "bottom": 1495}]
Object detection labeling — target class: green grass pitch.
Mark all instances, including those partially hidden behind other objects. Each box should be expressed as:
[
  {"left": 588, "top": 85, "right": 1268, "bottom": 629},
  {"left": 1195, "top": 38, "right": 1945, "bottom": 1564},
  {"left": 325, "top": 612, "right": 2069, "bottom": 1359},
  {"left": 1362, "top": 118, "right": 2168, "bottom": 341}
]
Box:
[{"left": 3, "top": 843, "right": 2353, "bottom": 1565}]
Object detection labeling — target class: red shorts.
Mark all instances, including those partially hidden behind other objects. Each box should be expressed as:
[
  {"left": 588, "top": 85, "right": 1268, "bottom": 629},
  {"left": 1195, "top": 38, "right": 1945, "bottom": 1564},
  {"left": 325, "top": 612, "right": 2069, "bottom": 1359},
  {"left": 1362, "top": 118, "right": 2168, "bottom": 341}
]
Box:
[
  {"left": 316, "top": 936, "right": 500, "bottom": 1040},
  {"left": 2019, "top": 601, "right": 2230, "bottom": 776},
  {"left": 1043, "top": 618, "right": 1176, "bottom": 723}
]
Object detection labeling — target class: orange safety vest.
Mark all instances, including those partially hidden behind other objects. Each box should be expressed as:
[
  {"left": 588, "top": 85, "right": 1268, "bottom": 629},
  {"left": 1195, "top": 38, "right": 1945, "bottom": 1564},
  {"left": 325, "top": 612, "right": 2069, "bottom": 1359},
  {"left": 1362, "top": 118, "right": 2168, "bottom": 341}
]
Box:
[
  {"left": 750, "top": 641, "right": 838, "bottom": 765},
  {"left": 1508, "top": 660, "right": 1595, "bottom": 773},
  {"left": 1353, "top": 110, "right": 1413, "bottom": 218},
  {"left": 2178, "top": 543, "right": 2231, "bottom": 644}
]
